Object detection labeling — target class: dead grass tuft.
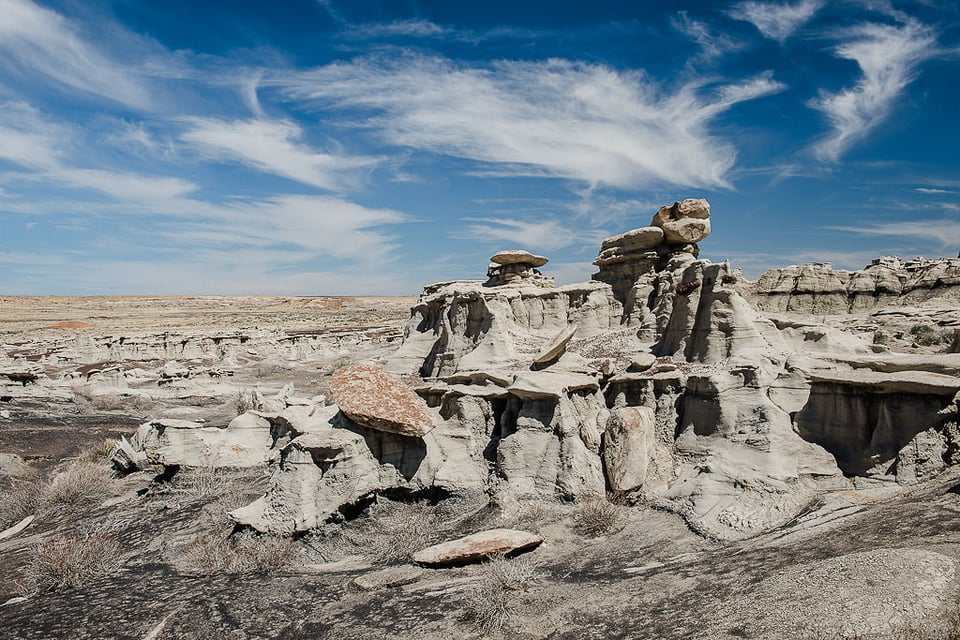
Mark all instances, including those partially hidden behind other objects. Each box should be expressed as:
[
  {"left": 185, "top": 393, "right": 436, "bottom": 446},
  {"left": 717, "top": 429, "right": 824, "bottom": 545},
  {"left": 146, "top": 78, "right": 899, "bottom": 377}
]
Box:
[
  {"left": 90, "top": 394, "right": 124, "bottom": 411},
  {"left": 17, "top": 530, "right": 123, "bottom": 595},
  {"left": 184, "top": 531, "right": 293, "bottom": 575},
  {"left": 76, "top": 438, "right": 118, "bottom": 464},
  {"left": 0, "top": 482, "right": 45, "bottom": 531},
  {"left": 464, "top": 554, "right": 541, "bottom": 635},
  {"left": 0, "top": 461, "right": 113, "bottom": 529},
  {"left": 46, "top": 461, "right": 113, "bottom": 507},
  {"left": 351, "top": 499, "right": 446, "bottom": 565},
  {"left": 573, "top": 495, "right": 626, "bottom": 537}
]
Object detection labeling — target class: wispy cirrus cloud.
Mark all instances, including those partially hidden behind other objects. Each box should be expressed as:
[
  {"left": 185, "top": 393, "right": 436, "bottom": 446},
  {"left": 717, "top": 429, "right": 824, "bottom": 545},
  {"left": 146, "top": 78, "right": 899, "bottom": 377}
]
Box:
[
  {"left": 0, "top": 0, "right": 153, "bottom": 109},
  {"left": 731, "top": 0, "right": 824, "bottom": 42},
  {"left": 179, "top": 117, "right": 382, "bottom": 192},
  {"left": 451, "top": 217, "right": 608, "bottom": 252},
  {"left": 811, "top": 19, "right": 936, "bottom": 162},
  {"left": 274, "top": 55, "right": 784, "bottom": 190},
  {"left": 671, "top": 11, "right": 744, "bottom": 62},
  {"left": 829, "top": 220, "right": 960, "bottom": 249}
]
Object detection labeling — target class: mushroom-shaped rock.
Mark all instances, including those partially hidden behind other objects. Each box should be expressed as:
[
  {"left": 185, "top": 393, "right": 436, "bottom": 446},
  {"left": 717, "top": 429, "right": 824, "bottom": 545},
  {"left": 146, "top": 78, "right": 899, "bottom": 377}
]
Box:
[
  {"left": 412, "top": 528, "right": 543, "bottom": 566},
  {"left": 651, "top": 198, "right": 711, "bottom": 245},
  {"left": 533, "top": 325, "right": 578, "bottom": 366},
  {"left": 330, "top": 364, "right": 436, "bottom": 437},
  {"left": 490, "top": 249, "right": 549, "bottom": 267}
]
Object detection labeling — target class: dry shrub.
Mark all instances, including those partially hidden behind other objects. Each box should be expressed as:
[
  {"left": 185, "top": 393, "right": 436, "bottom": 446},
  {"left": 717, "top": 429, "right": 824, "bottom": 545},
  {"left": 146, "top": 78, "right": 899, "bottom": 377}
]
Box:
[
  {"left": 18, "top": 530, "right": 123, "bottom": 595},
  {"left": 184, "top": 531, "right": 293, "bottom": 575},
  {"left": 91, "top": 394, "right": 124, "bottom": 411},
  {"left": 351, "top": 499, "right": 446, "bottom": 565},
  {"left": 506, "top": 500, "right": 563, "bottom": 534},
  {"left": 172, "top": 465, "right": 233, "bottom": 501},
  {"left": 573, "top": 495, "right": 626, "bottom": 537},
  {"left": 1, "top": 461, "right": 112, "bottom": 529},
  {"left": 0, "top": 481, "right": 45, "bottom": 530},
  {"left": 464, "top": 554, "right": 541, "bottom": 635},
  {"left": 77, "top": 438, "right": 118, "bottom": 464},
  {"left": 46, "top": 461, "right": 113, "bottom": 507}
]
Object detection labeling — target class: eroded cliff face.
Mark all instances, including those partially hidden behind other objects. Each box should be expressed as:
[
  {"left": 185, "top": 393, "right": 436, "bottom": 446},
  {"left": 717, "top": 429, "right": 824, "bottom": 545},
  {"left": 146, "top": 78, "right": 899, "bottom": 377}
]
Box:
[
  {"left": 119, "top": 198, "right": 960, "bottom": 541},
  {"left": 748, "top": 256, "right": 960, "bottom": 314}
]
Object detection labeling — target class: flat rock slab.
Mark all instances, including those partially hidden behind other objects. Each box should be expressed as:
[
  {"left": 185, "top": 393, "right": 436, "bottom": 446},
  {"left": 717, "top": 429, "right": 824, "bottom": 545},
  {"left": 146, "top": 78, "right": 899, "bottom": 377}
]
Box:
[
  {"left": 490, "top": 249, "right": 549, "bottom": 267},
  {"left": 534, "top": 325, "right": 577, "bottom": 366},
  {"left": 353, "top": 564, "right": 425, "bottom": 590},
  {"left": 330, "top": 364, "right": 436, "bottom": 437},
  {"left": 412, "top": 528, "right": 543, "bottom": 566}
]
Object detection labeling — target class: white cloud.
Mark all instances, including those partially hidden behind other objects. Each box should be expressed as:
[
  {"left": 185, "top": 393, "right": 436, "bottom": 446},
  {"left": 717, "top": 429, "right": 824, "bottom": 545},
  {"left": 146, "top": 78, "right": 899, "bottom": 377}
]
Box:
[
  {"left": 343, "top": 19, "right": 448, "bottom": 39},
  {"left": 829, "top": 221, "right": 960, "bottom": 249},
  {"left": 275, "top": 56, "right": 783, "bottom": 190},
  {"left": 811, "top": 20, "right": 936, "bottom": 162},
  {"left": 916, "top": 187, "right": 955, "bottom": 194},
  {"left": 731, "top": 0, "right": 824, "bottom": 42},
  {"left": 672, "top": 12, "right": 743, "bottom": 62},
  {"left": 180, "top": 117, "right": 381, "bottom": 192},
  {"left": 451, "top": 217, "right": 607, "bottom": 252},
  {"left": 0, "top": 0, "right": 152, "bottom": 109}
]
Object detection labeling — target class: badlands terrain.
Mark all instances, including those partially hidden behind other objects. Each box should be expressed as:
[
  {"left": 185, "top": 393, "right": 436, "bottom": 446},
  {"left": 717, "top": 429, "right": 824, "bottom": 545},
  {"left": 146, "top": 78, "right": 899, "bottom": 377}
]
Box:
[{"left": 2, "top": 199, "right": 960, "bottom": 639}]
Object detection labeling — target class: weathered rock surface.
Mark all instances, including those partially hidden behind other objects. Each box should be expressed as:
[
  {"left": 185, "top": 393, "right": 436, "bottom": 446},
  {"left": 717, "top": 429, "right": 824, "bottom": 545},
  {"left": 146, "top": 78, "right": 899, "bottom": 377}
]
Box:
[
  {"left": 490, "top": 250, "right": 549, "bottom": 268},
  {"left": 651, "top": 198, "right": 711, "bottom": 244},
  {"left": 533, "top": 325, "right": 577, "bottom": 366},
  {"left": 603, "top": 406, "right": 656, "bottom": 492},
  {"left": 411, "top": 528, "right": 543, "bottom": 565},
  {"left": 330, "top": 364, "right": 435, "bottom": 438},
  {"left": 749, "top": 256, "right": 960, "bottom": 313},
  {"left": 132, "top": 413, "right": 279, "bottom": 467}
]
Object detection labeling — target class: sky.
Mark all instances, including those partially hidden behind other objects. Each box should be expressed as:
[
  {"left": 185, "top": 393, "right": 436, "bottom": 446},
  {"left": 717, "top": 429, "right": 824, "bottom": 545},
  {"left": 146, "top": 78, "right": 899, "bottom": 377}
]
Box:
[{"left": 0, "top": 0, "right": 958, "bottom": 295}]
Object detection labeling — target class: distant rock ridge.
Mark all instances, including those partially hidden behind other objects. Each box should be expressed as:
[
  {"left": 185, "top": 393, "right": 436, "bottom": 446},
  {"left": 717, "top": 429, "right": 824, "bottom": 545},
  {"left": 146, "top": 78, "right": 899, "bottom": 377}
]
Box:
[{"left": 749, "top": 256, "right": 960, "bottom": 314}]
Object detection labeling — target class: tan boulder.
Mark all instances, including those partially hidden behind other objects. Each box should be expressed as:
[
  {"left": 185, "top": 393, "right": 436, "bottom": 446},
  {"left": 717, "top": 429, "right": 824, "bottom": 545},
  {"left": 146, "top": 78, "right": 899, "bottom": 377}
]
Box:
[
  {"left": 330, "top": 364, "right": 436, "bottom": 437},
  {"left": 412, "top": 528, "right": 543, "bottom": 566},
  {"left": 651, "top": 198, "right": 711, "bottom": 244},
  {"left": 599, "top": 226, "right": 664, "bottom": 252},
  {"left": 603, "top": 406, "right": 656, "bottom": 492}
]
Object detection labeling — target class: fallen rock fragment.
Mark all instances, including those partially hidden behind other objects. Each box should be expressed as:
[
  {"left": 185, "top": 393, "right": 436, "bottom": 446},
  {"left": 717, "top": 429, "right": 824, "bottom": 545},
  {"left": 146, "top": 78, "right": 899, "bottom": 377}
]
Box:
[
  {"left": 353, "top": 564, "right": 425, "bottom": 590},
  {"left": 330, "top": 364, "right": 435, "bottom": 437},
  {"left": 412, "top": 528, "right": 543, "bottom": 566},
  {"left": 533, "top": 325, "right": 577, "bottom": 366},
  {"left": 0, "top": 515, "right": 34, "bottom": 542}
]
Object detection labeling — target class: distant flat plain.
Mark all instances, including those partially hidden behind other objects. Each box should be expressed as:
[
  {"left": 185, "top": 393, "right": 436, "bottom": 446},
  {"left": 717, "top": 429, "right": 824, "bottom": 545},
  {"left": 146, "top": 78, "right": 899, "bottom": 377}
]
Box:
[{"left": 0, "top": 296, "right": 418, "bottom": 342}]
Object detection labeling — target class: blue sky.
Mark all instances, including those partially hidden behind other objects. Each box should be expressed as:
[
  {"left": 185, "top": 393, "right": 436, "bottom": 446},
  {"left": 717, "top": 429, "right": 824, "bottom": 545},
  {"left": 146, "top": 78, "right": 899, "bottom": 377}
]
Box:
[{"left": 1, "top": 0, "right": 958, "bottom": 295}]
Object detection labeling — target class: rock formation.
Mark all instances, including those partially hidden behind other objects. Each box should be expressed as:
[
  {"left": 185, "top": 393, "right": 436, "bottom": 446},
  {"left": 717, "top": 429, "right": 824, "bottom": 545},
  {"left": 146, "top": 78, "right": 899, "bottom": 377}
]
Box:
[
  {"left": 749, "top": 256, "right": 960, "bottom": 313},
  {"left": 110, "top": 197, "right": 960, "bottom": 542}
]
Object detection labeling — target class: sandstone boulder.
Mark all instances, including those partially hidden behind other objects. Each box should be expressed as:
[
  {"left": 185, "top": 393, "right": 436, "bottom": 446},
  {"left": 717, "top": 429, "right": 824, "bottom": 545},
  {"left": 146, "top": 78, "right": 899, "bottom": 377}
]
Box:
[
  {"left": 651, "top": 199, "right": 711, "bottom": 245},
  {"left": 412, "top": 528, "right": 543, "bottom": 566},
  {"left": 603, "top": 406, "right": 656, "bottom": 492},
  {"left": 330, "top": 364, "right": 435, "bottom": 437}
]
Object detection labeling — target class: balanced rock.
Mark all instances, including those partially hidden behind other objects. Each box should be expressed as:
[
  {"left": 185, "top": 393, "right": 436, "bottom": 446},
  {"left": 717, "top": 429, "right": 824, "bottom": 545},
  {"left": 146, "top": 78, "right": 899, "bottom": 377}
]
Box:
[
  {"left": 412, "top": 528, "right": 543, "bottom": 566},
  {"left": 330, "top": 363, "right": 436, "bottom": 437},
  {"left": 651, "top": 198, "right": 711, "bottom": 244},
  {"left": 490, "top": 249, "right": 549, "bottom": 267},
  {"left": 486, "top": 249, "right": 554, "bottom": 288}
]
